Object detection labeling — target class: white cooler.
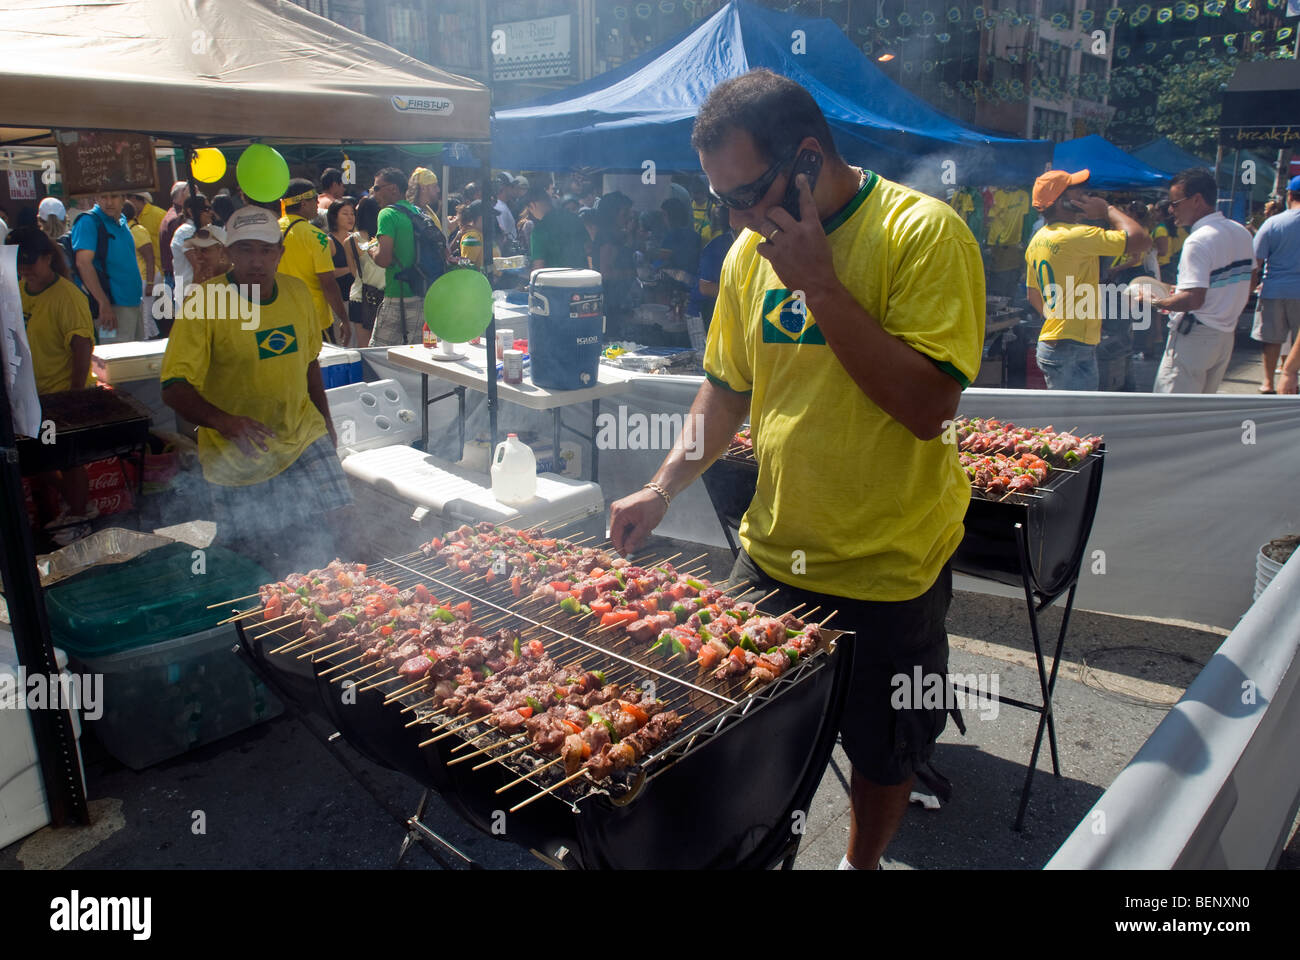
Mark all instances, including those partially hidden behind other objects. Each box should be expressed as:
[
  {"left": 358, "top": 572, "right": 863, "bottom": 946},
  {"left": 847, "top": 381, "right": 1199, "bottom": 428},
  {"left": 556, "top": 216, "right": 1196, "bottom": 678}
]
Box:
[
  {"left": 342, "top": 445, "right": 605, "bottom": 560},
  {"left": 0, "top": 626, "right": 86, "bottom": 851},
  {"left": 326, "top": 379, "right": 421, "bottom": 455},
  {"left": 92, "top": 339, "right": 168, "bottom": 385}
]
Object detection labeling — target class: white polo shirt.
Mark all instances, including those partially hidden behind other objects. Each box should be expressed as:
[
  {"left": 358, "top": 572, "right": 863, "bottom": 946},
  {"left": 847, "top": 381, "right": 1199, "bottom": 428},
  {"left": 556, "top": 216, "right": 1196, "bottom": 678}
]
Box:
[{"left": 1173, "top": 211, "right": 1255, "bottom": 333}]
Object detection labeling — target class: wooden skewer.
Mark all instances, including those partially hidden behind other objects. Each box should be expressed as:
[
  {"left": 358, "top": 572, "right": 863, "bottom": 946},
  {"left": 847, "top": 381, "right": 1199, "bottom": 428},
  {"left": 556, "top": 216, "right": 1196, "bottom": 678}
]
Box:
[
  {"left": 449, "top": 726, "right": 499, "bottom": 752},
  {"left": 719, "top": 581, "right": 753, "bottom": 596},
  {"left": 378, "top": 677, "right": 427, "bottom": 699},
  {"left": 297, "top": 638, "right": 350, "bottom": 661},
  {"left": 743, "top": 675, "right": 761, "bottom": 693},
  {"left": 423, "top": 715, "right": 490, "bottom": 745},
  {"left": 448, "top": 732, "right": 527, "bottom": 765},
  {"left": 471, "top": 740, "right": 533, "bottom": 770},
  {"left": 405, "top": 706, "right": 449, "bottom": 728},
  {"left": 359, "top": 670, "right": 403, "bottom": 692},
  {"left": 331, "top": 660, "right": 384, "bottom": 683},
  {"left": 510, "top": 767, "right": 589, "bottom": 812},
  {"left": 400, "top": 695, "right": 437, "bottom": 715},
  {"left": 751, "top": 588, "right": 780, "bottom": 610},
  {"left": 266, "top": 632, "right": 310, "bottom": 656},
  {"left": 316, "top": 652, "right": 367, "bottom": 677},
  {"left": 776, "top": 602, "right": 807, "bottom": 619},
  {"left": 208, "top": 592, "right": 260, "bottom": 609},
  {"left": 215, "top": 607, "right": 264, "bottom": 626},
  {"left": 495, "top": 755, "right": 564, "bottom": 794},
  {"left": 819, "top": 610, "right": 840, "bottom": 628}
]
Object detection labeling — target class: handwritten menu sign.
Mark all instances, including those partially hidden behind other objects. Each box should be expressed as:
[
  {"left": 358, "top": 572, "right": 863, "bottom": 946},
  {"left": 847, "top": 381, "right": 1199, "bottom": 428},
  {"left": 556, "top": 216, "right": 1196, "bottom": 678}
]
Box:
[{"left": 53, "top": 130, "right": 158, "bottom": 198}]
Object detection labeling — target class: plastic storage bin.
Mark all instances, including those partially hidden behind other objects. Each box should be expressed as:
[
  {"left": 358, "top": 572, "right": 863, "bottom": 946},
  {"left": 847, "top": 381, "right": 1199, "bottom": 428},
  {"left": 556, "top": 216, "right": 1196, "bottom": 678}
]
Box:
[{"left": 43, "top": 543, "right": 281, "bottom": 769}]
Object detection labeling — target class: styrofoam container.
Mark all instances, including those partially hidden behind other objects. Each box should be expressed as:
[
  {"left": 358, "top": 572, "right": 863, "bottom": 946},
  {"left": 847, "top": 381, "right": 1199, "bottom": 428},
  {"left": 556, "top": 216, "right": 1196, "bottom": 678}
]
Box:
[
  {"left": 326, "top": 379, "right": 420, "bottom": 456},
  {"left": 66, "top": 624, "right": 282, "bottom": 771},
  {"left": 343, "top": 445, "right": 604, "bottom": 558},
  {"left": 92, "top": 339, "right": 168, "bottom": 385},
  {"left": 0, "top": 630, "right": 85, "bottom": 850}
]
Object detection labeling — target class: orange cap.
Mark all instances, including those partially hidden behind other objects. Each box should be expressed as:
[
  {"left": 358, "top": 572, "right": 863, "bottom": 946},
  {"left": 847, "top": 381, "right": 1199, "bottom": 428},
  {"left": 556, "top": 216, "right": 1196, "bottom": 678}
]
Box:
[{"left": 1032, "top": 169, "right": 1090, "bottom": 210}]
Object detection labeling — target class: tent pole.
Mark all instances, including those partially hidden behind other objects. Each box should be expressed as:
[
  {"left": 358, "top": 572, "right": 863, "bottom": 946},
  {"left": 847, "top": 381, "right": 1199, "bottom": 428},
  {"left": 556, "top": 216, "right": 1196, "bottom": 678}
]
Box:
[
  {"left": 479, "top": 147, "right": 498, "bottom": 462},
  {"left": 0, "top": 325, "right": 89, "bottom": 828},
  {"left": 441, "top": 162, "right": 450, "bottom": 230}
]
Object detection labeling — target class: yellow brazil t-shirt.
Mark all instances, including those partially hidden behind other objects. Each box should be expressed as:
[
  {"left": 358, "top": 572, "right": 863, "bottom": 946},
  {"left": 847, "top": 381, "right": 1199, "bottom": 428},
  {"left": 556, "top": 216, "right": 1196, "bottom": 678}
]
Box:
[
  {"left": 705, "top": 171, "right": 985, "bottom": 602},
  {"left": 1024, "top": 222, "right": 1128, "bottom": 345},
  {"left": 1152, "top": 223, "right": 1171, "bottom": 266},
  {"left": 277, "top": 214, "right": 335, "bottom": 331},
  {"left": 136, "top": 203, "right": 165, "bottom": 281},
  {"left": 129, "top": 221, "right": 154, "bottom": 284},
  {"left": 160, "top": 273, "right": 326, "bottom": 487},
  {"left": 19, "top": 276, "right": 94, "bottom": 394}
]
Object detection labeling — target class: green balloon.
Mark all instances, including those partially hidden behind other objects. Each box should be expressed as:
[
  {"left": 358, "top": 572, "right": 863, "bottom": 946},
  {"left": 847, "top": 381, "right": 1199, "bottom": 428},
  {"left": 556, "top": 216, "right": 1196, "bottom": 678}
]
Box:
[
  {"left": 424, "top": 268, "right": 493, "bottom": 343},
  {"left": 236, "top": 144, "right": 290, "bottom": 203}
]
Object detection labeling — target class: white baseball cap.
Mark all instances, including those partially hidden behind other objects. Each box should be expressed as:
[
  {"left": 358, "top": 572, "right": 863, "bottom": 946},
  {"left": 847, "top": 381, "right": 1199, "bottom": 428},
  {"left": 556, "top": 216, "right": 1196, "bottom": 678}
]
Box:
[
  {"left": 170, "top": 180, "right": 191, "bottom": 200},
  {"left": 223, "top": 208, "right": 281, "bottom": 245},
  {"left": 37, "top": 197, "right": 66, "bottom": 219},
  {"left": 183, "top": 224, "right": 227, "bottom": 248}
]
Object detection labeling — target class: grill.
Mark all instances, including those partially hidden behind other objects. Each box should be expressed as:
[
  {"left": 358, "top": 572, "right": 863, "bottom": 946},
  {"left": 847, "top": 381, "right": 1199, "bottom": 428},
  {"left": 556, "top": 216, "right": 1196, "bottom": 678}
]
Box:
[
  {"left": 701, "top": 424, "right": 1107, "bottom": 831},
  {"left": 230, "top": 537, "right": 851, "bottom": 869}
]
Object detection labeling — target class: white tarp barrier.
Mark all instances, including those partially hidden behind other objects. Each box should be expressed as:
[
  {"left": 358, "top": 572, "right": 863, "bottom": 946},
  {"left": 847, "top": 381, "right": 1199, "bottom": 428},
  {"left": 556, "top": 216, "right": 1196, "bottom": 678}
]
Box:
[
  {"left": 1046, "top": 548, "right": 1300, "bottom": 869},
  {"left": 362, "top": 348, "right": 1300, "bottom": 631}
]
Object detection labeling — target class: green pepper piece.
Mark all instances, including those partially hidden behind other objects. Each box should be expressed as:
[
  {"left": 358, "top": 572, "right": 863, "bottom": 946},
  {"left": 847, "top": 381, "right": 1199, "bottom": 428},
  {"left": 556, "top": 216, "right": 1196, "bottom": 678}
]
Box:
[
  {"left": 672, "top": 602, "right": 688, "bottom": 624},
  {"left": 589, "top": 711, "right": 618, "bottom": 741},
  {"left": 698, "top": 610, "right": 713, "bottom": 625},
  {"left": 613, "top": 570, "right": 626, "bottom": 587},
  {"left": 786, "top": 627, "right": 802, "bottom": 638},
  {"left": 740, "top": 634, "right": 758, "bottom": 653},
  {"left": 525, "top": 695, "right": 543, "bottom": 713},
  {"left": 433, "top": 606, "right": 455, "bottom": 623},
  {"left": 579, "top": 604, "right": 592, "bottom": 616},
  {"left": 341, "top": 612, "right": 358, "bottom": 625},
  {"left": 513, "top": 636, "right": 521, "bottom": 659},
  {"left": 670, "top": 635, "right": 687, "bottom": 658},
  {"left": 481, "top": 665, "right": 493, "bottom": 677},
  {"left": 296, "top": 585, "right": 310, "bottom": 597},
  {"left": 313, "top": 605, "right": 328, "bottom": 624},
  {"left": 784, "top": 647, "right": 799, "bottom": 665},
  {"left": 559, "top": 596, "right": 581, "bottom": 615},
  {"left": 686, "top": 578, "right": 706, "bottom": 591}
]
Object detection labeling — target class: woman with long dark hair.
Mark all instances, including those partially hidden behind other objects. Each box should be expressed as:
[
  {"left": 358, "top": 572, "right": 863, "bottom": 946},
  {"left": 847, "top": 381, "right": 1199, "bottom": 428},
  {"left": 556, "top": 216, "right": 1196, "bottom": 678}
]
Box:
[
  {"left": 347, "top": 196, "right": 386, "bottom": 344},
  {"left": 327, "top": 195, "right": 358, "bottom": 317}
]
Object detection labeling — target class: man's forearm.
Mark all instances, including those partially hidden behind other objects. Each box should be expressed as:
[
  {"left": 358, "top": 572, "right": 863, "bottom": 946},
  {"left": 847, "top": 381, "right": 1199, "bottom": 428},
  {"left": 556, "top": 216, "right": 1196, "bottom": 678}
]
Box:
[
  {"left": 649, "top": 379, "right": 749, "bottom": 496},
  {"left": 1108, "top": 207, "right": 1152, "bottom": 254},
  {"left": 321, "top": 277, "right": 349, "bottom": 323},
  {"left": 75, "top": 255, "right": 109, "bottom": 305},
  {"left": 162, "top": 381, "right": 231, "bottom": 432},
  {"left": 1156, "top": 287, "right": 1206, "bottom": 314},
  {"left": 807, "top": 281, "right": 960, "bottom": 440}
]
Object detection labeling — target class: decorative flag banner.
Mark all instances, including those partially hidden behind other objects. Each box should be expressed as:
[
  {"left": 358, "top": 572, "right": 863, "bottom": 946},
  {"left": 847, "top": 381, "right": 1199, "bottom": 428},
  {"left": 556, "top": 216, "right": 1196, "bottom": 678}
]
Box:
[
  {"left": 948, "top": 6, "right": 962, "bottom": 22},
  {"left": 877, "top": 16, "right": 889, "bottom": 27},
  {"left": 922, "top": 11, "right": 936, "bottom": 25},
  {"left": 1234, "top": 0, "right": 1250, "bottom": 11},
  {"left": 1080, "top": 10, "right": 1095, "bottom": 26},
  {"left": 898, "top": 11, "right": 912, "bottom": 26},
  {"left": 1051, "top": 12, "right": 1069, "bottom": 26},
  {"left": 1157, "top": 7, "right": 1174, "bottom": 22}
]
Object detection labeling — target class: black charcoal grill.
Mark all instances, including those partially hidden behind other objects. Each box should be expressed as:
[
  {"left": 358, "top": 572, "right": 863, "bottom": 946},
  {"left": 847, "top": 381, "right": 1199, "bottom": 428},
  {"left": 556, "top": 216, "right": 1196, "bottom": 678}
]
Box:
[
  {"left": 701, "top": 437, "right": 1107, "bottom": 830},
  {"left": 16, "top": 388, "right": 150, "bottom": 482},
  {"left": 235, "top": 545, "right": 851, "bottom": 869}
]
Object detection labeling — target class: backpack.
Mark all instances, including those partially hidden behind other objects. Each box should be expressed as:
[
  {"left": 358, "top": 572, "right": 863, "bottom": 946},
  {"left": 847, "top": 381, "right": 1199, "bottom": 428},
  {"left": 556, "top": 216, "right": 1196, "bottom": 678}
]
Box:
[
  {"left": 389, "top": 203, "right": 448, "bottom": 297},
  {"left": 60, "top": 215, "right": 111, "bottom": 321}
]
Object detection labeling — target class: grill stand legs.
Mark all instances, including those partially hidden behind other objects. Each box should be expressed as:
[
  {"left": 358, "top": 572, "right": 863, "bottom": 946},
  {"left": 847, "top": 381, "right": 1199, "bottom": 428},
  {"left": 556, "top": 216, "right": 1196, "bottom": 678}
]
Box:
[
  {"left": 397, "top": 788, "right": 483, "bottom": 870},
  {"left": 950, "top": 522, "right": 1080, "bottom": 832}
]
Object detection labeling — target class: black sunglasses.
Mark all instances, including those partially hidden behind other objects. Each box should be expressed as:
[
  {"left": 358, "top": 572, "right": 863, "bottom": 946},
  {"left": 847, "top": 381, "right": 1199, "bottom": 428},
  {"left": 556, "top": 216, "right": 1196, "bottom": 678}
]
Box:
[{"left": 708, "top": 152, "right": 796, "bottom": 210}]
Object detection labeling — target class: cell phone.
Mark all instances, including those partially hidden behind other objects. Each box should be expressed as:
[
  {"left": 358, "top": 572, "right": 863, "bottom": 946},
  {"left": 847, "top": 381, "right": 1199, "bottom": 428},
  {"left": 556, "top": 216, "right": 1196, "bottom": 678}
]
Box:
[{"left": 781, "top": 149, "right": 823, "bottom": 220}]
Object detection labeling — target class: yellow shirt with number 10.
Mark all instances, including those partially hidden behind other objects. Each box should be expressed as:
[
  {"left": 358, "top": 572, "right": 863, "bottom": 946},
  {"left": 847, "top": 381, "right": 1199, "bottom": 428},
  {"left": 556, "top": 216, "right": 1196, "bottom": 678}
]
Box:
[{"left": 1025, "top": 222, "right": 1128, "bottom": 345}]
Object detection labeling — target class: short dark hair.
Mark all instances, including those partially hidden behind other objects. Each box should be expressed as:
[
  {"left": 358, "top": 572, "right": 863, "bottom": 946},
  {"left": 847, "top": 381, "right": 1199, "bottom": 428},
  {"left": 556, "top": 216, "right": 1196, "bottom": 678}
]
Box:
[
  {"left": 6, "top": 225, "right": 70, "bottom": 277},
  {"left": 1171, "top": 168, "right": 1217, "bottom": 207},
  {"left": 661, "top": 197, "right": 689, "bottom": 229},
  {"left": 211, "top": 194, "right": 236, "bottom": 225},
  {"left": 1289, "top": 191, "right": 1300, "bottom": 205},
  {"left": 691, "top": 68, "right": 841, "bottom": 165},
  {"left": 354, "top": 196, "right": 379, "bottom": 236},
  {"left": 374, "top": 167, "right": 406, "bottom": 191},
  {"left": 525, "top": 185, "right": 551, "bottom": 207},
  {"left": 122, "top": 200, "right": 137, "bottom": 221},
  {"left": 183, "top": 194, "right": 210, "bottom": 224},
  {"left": 321, "top": 167, "right": 344, "bottom": 190},
  {"left": 326, "top": 195, "right": 356, "bottom": 233},
  {"left": 462, "top": 199, "right": 484, "bottom": 226}
]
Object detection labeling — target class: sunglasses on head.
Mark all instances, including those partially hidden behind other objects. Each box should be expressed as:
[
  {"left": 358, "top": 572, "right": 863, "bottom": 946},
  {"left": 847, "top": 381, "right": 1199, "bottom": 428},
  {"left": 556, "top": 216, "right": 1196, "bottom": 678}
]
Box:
[{"left": 708, "top": 151, "right": 796, "bottom": 210}]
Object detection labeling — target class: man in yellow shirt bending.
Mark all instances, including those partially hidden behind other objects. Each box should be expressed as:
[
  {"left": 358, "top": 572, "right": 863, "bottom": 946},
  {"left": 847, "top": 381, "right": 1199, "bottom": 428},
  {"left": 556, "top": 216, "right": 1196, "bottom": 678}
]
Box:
[
  {"left": 1024, "top": 169, "right": 1150, "bottom": 390},
  {"left": 161, "top": 208, "right": 352, "bottom": 575},
  {"left": 609, "top": 70, "right": 984, "bottom": 871}
]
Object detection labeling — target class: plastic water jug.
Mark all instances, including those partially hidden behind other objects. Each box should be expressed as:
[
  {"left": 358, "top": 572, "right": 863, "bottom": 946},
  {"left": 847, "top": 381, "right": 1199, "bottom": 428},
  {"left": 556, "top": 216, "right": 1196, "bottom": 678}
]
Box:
[{"left": 491, "top": 434, "right": 537, "bottom": 504}]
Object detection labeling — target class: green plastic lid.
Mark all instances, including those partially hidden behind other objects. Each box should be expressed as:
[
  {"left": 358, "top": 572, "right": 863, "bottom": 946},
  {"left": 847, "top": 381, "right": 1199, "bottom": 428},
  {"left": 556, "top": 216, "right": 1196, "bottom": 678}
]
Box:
[{"left": 44, "top": 543, "right": 270, "bottom": 658}]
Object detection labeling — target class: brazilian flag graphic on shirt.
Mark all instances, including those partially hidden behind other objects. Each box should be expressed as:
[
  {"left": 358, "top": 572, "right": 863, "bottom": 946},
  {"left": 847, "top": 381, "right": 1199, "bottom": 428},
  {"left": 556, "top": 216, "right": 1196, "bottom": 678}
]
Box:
[
  {"left": 257, "top": 325, "right": 299, "bottom": 359},
  {"left": 761, "top": 289, "right": 825, "bottom": 344}
]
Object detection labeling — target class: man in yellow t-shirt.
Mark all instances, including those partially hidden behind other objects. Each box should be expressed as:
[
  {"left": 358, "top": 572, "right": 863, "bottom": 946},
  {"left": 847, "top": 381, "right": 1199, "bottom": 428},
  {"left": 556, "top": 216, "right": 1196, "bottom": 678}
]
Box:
[
  {"left": 608, "top": 71, "right": 984, "bottom": 872},
  {"left": 127, "top": 191, "right": 165, "bottom": 289},
  {"left": 11, "top": 228, "right": 94, "bottom": 394},
  {"left": 1024, "top": 169, "right": 1150, "bottom": 390},
  {"left": 161, "top": 208, "right": 352, "bottom": 574},
  {"left": 277, "top": 178, "right": 351, "bottom": 345}
]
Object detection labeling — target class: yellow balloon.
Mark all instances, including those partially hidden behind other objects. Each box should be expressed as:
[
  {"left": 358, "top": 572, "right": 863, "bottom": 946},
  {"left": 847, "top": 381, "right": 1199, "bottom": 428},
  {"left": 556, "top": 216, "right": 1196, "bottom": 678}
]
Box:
[{"left": 192, "top": 148, "right": 227, "bottom": 183}]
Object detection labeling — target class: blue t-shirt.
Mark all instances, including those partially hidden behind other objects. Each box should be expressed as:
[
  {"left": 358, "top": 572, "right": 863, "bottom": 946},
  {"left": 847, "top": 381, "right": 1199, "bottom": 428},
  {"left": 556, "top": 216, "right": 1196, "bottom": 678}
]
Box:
[
  {"left": 1253, "top": 207, "right": 1300, "bottom": 300},
  {"left": 686, "top": 230, "right": 735, "bottom": 323},
  {"left": 70, "top": 205, "right": 143, "bottom": 306}
]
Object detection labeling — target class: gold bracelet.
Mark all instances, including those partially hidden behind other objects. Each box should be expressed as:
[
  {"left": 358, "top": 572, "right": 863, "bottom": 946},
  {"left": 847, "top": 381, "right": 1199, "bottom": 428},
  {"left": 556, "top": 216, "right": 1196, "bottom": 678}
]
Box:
[{"left": 644, "top": 481, "right": 672, "bottom": 507}]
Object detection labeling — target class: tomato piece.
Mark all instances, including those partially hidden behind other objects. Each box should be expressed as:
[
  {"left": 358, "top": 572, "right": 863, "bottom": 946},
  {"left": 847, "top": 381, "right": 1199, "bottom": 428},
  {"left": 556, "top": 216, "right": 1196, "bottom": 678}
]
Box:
[
  {"left": 458, "top": 560, "right": 472, "bottom": 574},
  {"left": 264, "top": 595, "right": 283, "bottom": 620},
  {"left": 527, "top": 639, "right": 545, "bottom": 658},
  {"left": 518, "top": 706, "right": 534, "bottom": 719},
  {"left": 641, "top": 596, "right": 658, "bottom": 614},
  {"left": 484, "top": 570, "right": 497, "bottom": 586},
  {"left": 582, "top": 742, "right": 592, "bottom": 760},
  {"left": 562, "top": 719, "right": 583, "bottom": 735},
  {"left": 413, "top": 584, "right": 431, "bottom": 604},
  {"left": 549, "top": 580, "right": 573, "bottom": 593},
  {"left": 553, "top": 686, "right": 569, "bottom": 699},
  {"left": 729, "top": 645, "right": 747, "bottom": 663},
  {"left": 601, "top": 610, "right": 637, "bottom": 627},
  {"left": 453, "top": 600, "right": 472, "bottom": 618},
  {"left": 590, "top": 600, "right": 613, "bottom": 616},
  {"left": 379, "top": 625, "right": 393, "bottom": 637},
  {"left": 511, "top": 575, "right": 522, "bottom": 598},
  {"left": 619, "top": 700, "right": 649, "bottom": 724}
]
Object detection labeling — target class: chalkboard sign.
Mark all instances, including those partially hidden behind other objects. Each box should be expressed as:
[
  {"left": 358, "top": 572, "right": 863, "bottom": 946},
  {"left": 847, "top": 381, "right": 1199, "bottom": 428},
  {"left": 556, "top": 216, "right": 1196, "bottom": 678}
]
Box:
[{"left": 53, "top": 130, "right": 158, "bottom": 198}]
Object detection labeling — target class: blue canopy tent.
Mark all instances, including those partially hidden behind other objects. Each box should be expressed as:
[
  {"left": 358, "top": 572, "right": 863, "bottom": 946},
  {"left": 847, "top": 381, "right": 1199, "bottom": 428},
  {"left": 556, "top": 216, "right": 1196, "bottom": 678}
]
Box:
[
  {"left": 1051, "top": 135, "right": 1170, "bottom": 191},
  {"left": 1130, "top": 136, "right": 1211, "bottom": 175},
  {"left": 492, "top": 0, "right": 1050, "bottom": 188}
]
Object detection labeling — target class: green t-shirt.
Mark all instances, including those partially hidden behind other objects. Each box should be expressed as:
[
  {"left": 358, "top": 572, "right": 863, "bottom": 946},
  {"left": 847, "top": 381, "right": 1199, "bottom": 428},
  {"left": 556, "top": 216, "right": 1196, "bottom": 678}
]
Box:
[
  {"left": 530, "top": 208, "right": 589, "bottom": 270},
  {"left": 376, "top": 201, "right": 419, "bottom": 298}
]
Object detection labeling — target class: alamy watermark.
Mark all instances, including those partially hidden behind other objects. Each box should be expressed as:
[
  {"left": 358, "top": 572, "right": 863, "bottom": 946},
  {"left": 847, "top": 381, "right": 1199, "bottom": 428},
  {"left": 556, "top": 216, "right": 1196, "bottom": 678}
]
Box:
[
  {"left": 0, "top": 669, "right": 103, "bottom": 720},
  {"left": 594, "top": 406, "right": 705, "bottom": 460},
  {"left": 890, "top": 667, "right": 999, "bottom": 721},
  {"left": 153, "top": 282, "right": 262, "bottom": 329},
  {"left": 1041, "top": 277, "right": 1154, "bottom": 331}
]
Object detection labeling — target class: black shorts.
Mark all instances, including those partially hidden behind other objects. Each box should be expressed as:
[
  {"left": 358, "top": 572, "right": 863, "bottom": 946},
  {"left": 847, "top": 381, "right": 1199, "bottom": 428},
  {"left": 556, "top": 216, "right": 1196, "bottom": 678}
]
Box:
[{"left": 729, "top": 550, "right": 953, "bottom": 786}]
